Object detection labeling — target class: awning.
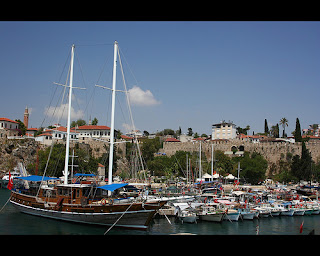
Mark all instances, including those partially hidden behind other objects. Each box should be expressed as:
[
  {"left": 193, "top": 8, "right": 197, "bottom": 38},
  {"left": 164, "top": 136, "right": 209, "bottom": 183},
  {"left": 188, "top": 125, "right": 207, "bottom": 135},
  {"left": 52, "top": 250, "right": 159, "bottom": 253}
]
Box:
[
  {"left": 16, "top": 175, "right": 59, "bottom": 182},
  {"left": 97, "top": 183, "right": 128, "bottom": 192},
  {"left": 74, "top": 173, "right": 96, "bottom": 177}
]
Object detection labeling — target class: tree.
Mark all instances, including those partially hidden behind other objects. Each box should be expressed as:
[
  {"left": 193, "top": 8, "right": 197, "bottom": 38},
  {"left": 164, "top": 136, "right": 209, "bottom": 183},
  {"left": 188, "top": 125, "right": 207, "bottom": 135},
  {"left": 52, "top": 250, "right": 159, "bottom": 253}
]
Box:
[
  {"left": 279, "top": 117, "right": 288, "bottom": 138},
  {"left": 15, "top": 119, "right": 26, "bottom": 136},
  {"left": 141, "top": 137, "right": 161, "bottom": 163},
  {"left": 71, "top": 119, "right": 86, "bottom": 128},
  {"left": 270, "top": 124, "right": 279, "bottom": 138},
  {"left": 187, "top": 128, "right": 193, "bottom": 136},
  {"left": 300, "top": 141, "right": 313, "bottom": 182},
  {"left": 176, "top": 127, "right": 182, "bottom": 137},
  {"left": 291, "top": 141, "right": 313, "bottom": 182},
  {"left": 36, "top": 143, "right": 98, "bottom": 177},
  {"left": 238, "top": 152, "right": 267, "bottom": 184},
  {"left": 264, "top": 119, "right": 269, "bottom": 135},
  {"left": 294, "top": 118, "right": 302, "bottom": 142},
  {"left": 92, "top": 117, "right": 98, "bottom": 125},
  {"left": 236, "top": 125, "right": 250, "bottom": 135}
]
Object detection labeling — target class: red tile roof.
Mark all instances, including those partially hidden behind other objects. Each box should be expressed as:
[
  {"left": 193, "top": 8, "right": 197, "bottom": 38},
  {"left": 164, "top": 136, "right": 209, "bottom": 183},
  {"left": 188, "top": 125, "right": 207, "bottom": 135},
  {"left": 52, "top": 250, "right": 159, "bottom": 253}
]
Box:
[
  {"left": 36, "top": 133, "right": 52, "bottom": 137},
  {"left": 121, "top": 135, "right": 133, "bottom": 140},
  {"left": 193, "top": 137, "right": 205, "bottom": 141},
  {"left": 165, "top": 138, "right": 181, "bottom": 142},
  {"left": 76, "top": 125, "right": 110, "bottom": 130},
  {"left": 0, "top": 118, "right": 18, "bottom": 123},
  {"left": 26, "top": 128, "right": 38, "bottom": 131},
  {"left": 302, "top": 135, "right": 320, "bottom": 139}
]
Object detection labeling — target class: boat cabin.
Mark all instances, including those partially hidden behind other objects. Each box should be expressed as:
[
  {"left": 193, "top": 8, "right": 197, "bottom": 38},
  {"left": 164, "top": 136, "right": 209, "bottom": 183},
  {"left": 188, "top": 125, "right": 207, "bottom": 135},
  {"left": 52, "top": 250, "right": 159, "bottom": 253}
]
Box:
[{"left": 38, "top": 183, "right": 110, "bottom": 205}]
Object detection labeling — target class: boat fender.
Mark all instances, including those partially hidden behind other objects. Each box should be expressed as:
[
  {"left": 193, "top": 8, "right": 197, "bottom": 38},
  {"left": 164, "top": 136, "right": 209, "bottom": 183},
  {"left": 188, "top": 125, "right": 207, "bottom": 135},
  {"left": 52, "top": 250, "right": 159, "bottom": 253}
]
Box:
[{"left": 101, "top": 198, "right": 107, "bottom": 205}]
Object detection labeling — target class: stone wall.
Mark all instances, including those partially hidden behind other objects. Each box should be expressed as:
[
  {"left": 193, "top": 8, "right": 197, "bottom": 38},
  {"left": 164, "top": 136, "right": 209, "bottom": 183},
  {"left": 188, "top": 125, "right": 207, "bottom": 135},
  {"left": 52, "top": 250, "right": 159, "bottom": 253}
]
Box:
[
  {"left": 76, "top": 139, "right": 126, "bottom": 159},
  {"left": 160, "top": 139, "right": 320, "bottom": 176}
]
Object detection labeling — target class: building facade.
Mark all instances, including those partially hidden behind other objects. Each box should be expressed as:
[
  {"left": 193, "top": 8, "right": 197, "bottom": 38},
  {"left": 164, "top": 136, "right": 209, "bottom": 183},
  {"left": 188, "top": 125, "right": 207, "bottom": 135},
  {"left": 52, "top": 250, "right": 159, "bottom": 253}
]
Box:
[
  {"left": 76, "top": 125, "right": 111, "bottom": 141},
  {"left": 0, "top": 117, "right": 19, "bottom": 138},
  {"left": 212, "top": 121, "right": 237, "bottom": 140}
]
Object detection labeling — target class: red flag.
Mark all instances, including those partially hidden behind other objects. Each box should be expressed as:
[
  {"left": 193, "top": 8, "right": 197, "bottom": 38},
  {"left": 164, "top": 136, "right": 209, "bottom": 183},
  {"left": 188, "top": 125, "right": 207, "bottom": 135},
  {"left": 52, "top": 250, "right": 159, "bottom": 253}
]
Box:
[
  {"left": 7, "top": 171, "right": 13, "bottom": 190},
  {"left": 299, "top": 221, "right": 304, "bottom": 234}
]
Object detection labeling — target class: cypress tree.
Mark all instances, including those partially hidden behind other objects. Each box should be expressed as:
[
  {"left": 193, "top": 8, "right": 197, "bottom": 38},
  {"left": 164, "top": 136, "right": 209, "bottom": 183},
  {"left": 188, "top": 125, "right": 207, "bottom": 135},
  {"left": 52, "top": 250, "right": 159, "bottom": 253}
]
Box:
[
  {"left": 301, "top": 141, "right": 312, "bottom": 182},
  {"left": 276, "top": 124, "right": 280, "bottom": 138},
  {"left": 264, "top": 119, "right": 269, "bottom": 135},
  {"left": 294, "top": 118, "right": 302, "bottom": 142}
]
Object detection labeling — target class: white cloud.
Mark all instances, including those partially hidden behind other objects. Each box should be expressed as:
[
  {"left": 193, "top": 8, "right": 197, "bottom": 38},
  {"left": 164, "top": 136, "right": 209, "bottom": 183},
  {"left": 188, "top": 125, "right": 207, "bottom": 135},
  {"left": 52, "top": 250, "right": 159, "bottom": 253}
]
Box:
[
  {"left": 128, "top": 86, "right": 160, "bottom": 106},
  {"left": 45, "top": 103, "right": 84, "bottom": 122}
]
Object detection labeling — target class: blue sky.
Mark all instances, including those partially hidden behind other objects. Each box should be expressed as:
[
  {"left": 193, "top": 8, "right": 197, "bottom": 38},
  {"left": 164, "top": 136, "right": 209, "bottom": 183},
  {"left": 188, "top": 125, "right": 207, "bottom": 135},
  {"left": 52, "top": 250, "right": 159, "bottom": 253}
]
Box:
[{"left": 0, "top": 21, "right": 319, "bottom": 136}]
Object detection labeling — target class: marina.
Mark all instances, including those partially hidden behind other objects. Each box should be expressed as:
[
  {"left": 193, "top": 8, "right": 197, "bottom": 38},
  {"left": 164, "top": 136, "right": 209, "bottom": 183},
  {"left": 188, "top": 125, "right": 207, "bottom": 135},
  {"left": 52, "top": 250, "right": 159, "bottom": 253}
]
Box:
[
  {"left": 1, "top": 188, "right": 320, "bottom": 235},
  {"left": 2, "top": 177, "right": 320, "bottom": 235}
]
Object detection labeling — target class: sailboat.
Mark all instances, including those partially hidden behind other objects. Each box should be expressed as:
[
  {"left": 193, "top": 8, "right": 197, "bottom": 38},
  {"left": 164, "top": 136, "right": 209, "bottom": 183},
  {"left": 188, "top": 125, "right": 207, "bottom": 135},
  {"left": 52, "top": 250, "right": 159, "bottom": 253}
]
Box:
[{"left": 9, "top": 41, "right": 166, "bottom": 230}]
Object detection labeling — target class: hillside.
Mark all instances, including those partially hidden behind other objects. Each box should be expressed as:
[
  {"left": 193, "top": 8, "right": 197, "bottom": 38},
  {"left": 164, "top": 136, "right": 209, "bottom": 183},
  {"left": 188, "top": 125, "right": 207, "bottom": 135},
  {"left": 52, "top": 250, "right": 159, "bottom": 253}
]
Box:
[{"left": 0, "top": 139, "right": 39, "bottom": 177}]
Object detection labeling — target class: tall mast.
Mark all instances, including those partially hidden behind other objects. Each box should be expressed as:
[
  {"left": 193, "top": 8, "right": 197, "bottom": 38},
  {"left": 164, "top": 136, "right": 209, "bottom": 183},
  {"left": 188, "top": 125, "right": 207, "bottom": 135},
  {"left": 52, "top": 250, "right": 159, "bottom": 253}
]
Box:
[
  {"left": 211, "top": 143, "right": 214, "bottom": 181},
  {"left": 63, "top": 44, "right": 75, "bottom": 185},
  {"left": 199, "top": 141, "right": 202, "bottom": 180},
  {"left": 108, "top": 41, "right": 118, "bottom": 185}
]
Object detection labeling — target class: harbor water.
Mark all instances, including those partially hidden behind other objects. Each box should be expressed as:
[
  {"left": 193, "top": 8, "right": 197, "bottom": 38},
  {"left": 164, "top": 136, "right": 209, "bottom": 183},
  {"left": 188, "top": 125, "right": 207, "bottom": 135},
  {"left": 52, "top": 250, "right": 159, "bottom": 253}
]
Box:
[{"left": 1, "top": 189, "right": 319, "bottom": 235}]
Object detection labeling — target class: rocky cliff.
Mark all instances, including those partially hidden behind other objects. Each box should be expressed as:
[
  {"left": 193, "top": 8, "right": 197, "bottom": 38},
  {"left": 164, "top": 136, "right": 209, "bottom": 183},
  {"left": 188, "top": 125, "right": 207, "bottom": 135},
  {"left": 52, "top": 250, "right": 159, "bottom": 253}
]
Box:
[{"left": 0, "top": 138, "right": 39, "bottom": 176}]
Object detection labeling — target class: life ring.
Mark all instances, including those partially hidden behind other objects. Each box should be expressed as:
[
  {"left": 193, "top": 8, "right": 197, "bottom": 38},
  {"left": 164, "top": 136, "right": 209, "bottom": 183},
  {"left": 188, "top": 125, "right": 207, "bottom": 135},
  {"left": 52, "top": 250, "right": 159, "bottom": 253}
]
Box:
[
  {"left": 101, "top": 198, "right": 107, "bottom": 205},
  {"left": 72, "top": 178, "right": 77, "bottom": 184}
]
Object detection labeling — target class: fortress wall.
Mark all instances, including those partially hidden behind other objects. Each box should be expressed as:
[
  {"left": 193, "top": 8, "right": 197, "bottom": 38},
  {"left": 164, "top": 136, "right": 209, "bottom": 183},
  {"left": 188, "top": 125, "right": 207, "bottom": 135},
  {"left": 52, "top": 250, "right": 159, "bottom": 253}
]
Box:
[{"left": 160, "top": 139, "right": 320, "bottom": 176}]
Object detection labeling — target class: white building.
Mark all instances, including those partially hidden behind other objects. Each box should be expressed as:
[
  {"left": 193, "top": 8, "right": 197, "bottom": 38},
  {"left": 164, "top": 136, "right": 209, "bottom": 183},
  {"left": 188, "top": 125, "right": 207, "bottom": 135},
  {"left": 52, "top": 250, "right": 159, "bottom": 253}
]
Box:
[
  {"left": 126, "top": 130, "right": 143, "bottom": 138},
  {"left": 0, "top": 117, "right": 19, "bottom": 138},
  {"left": 212, "top": 121, "right": 236, "bottom": 140},
  {"left": 45, "top": 126, "right": 78, "bottom": 141},
  {"left": 76, "top": 125, "right": 111, "bottom": 141},
  {"left": 35, "top": 133, "right": 53, "bottom": 146}
]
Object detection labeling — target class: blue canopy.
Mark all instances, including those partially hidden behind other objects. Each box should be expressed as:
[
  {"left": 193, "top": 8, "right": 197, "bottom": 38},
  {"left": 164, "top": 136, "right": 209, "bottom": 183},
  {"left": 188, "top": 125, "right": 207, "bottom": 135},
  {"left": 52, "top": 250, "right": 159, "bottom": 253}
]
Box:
[
  {"left": 97, "top": 183, "right": 128, "bottom": 192},
  {"left": 74, "top": 173, "right": 95, "bottom": 177},
  {"left": 16, "top": 175, "right": 59, "bottom": 182}
]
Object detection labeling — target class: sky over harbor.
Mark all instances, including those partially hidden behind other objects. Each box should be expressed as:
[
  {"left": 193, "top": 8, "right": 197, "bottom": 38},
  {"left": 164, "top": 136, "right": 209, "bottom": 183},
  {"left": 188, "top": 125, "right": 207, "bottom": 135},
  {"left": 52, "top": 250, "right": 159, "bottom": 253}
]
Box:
[{"left": 0, "top": 21, "right": 319, "bottom": 136}]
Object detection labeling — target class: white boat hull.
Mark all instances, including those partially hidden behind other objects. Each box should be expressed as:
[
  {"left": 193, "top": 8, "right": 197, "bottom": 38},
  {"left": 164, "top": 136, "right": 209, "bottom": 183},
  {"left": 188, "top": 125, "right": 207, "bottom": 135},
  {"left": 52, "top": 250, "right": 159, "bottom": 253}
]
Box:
[
  {"left": 293, "top": 209, "right": 305, "bottom": 216},
  {"left": 270, "top": 211, "right": 281, "bottom": 217},
  {"left": 280, "top": 209, "right": 295, "bottom": 216},
  {"left": 224, "top": 212, "right": 240, "bottom": 221},
  {"left": 179, "top": 215, "right": 197, "bottom": 224},
  {"left": 240, "top": 212, "right": 255, "bottom": 220},
  {"left": 199, "top": 212, "right": 224, "bottom": 222}
]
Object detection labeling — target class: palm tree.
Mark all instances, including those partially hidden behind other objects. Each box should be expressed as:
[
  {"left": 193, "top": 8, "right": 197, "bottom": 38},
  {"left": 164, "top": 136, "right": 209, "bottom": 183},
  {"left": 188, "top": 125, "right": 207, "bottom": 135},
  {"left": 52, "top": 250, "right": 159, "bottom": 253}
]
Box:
[{"left": 279, "top": 117, "right": 288, "bottom": 138}]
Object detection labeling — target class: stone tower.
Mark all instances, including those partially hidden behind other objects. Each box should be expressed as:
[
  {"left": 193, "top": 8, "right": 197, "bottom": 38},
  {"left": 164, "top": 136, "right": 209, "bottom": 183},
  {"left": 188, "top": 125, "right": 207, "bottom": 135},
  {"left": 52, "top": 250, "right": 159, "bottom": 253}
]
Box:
[{"left": 24, "top": 106, "right": 29, "bottom": 129}]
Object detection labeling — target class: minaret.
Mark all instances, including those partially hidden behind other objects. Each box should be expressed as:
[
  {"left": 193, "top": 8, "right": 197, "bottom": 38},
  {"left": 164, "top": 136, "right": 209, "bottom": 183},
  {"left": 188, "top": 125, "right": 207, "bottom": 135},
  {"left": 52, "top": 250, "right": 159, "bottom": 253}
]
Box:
[{"left": 24, "top": 106, "right": 29, "bottom": 129}]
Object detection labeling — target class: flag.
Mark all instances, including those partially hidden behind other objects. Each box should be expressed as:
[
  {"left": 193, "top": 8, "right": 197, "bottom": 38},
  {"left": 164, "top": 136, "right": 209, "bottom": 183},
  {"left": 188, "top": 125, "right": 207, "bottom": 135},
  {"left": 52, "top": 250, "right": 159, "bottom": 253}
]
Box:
[
  {"left": 7, "top": 171, "right": 13, "bottom": 190},
  {"left": 299, "top": 221, "right": 304, "bottom": 234}
]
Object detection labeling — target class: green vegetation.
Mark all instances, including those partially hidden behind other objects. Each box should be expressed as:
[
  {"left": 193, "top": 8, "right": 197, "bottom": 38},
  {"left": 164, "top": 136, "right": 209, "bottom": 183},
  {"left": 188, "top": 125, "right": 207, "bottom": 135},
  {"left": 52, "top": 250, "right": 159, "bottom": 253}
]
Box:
[{"left": 27, "top": 143, "right": 98, "bottom": 177}]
